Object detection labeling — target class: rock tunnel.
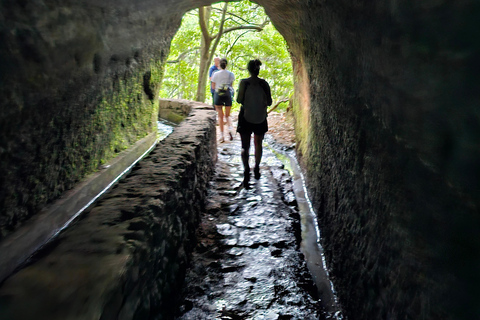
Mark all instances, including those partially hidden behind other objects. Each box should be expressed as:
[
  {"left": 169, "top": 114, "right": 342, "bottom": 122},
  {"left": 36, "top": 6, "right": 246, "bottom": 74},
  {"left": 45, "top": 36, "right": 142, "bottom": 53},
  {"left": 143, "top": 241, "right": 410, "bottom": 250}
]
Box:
[{"left": 0, "top": 0, "right": 479, "bottom": 319}]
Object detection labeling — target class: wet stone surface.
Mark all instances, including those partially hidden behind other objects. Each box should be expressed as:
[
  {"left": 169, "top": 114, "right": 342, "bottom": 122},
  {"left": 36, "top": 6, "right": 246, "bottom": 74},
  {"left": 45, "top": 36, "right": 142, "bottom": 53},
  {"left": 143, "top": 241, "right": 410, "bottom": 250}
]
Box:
[{"left": 174, "top": 137, "right": 322, "bottom": 320}]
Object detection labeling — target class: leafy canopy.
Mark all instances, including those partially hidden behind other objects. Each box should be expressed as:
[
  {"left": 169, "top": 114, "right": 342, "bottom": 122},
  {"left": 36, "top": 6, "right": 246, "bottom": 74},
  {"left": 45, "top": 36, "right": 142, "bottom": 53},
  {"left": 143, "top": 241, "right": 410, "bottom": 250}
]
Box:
[{"left": 160, "top": 0, "right": 293, "bottom": 111}]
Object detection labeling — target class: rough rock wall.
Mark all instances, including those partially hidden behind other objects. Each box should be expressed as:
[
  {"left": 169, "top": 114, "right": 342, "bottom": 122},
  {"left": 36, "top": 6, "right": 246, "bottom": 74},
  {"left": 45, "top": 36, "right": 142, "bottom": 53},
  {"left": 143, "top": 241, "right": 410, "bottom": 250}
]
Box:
[
  {"left": 0, "top": 104, "right": 216, "bottom": 319},
  {"left": 1, "top": 0, "right": 479, "bottom": 319},
  {"left": 283, "top": 1, "right": 480, "bottom": 319},
  {"left": 0, "top": 0, "right": 195, "bottom": 239}
]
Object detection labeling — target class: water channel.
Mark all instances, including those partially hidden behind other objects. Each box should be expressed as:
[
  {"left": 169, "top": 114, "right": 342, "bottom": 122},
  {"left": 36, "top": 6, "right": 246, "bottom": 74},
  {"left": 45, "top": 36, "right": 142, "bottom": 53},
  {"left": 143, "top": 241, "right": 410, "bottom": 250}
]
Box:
[
  {"left": 1, "top": 117, "right": 343, "bottom": 319},
  {"left": 264, "top": 136, "right": 343, "bottom": 320}
]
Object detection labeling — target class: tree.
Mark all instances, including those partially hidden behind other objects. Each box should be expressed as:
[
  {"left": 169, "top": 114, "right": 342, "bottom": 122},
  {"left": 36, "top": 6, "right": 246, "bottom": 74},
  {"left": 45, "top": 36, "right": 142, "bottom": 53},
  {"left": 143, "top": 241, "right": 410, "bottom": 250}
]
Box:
[
  {"left": 160, "top": 1, "right": 293, "bottom": 110},
  {"left": 195, "top": 3, "right": 268, "bottom": 102}
]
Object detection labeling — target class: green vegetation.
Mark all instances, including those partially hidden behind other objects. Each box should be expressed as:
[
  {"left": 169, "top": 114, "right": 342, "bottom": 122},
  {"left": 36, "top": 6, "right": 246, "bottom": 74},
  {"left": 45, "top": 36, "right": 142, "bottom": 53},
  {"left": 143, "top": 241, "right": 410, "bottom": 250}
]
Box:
[
  {"left": 160, "top": 0, "right": 293, "bottom": 112},
  {"left": 93, "top": 73, "right": 156, "bottom": 164},
  {"left": 64, "top": 59, "right": 162, "bottom": 181}
]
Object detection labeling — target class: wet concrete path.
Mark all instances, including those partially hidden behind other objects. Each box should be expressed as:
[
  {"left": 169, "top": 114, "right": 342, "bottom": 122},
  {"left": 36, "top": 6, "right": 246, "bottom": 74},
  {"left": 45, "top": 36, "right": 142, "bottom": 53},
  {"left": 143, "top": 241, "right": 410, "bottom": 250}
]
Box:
[{"left": 174, "top": 135, "right": 323, "bottom": 320}]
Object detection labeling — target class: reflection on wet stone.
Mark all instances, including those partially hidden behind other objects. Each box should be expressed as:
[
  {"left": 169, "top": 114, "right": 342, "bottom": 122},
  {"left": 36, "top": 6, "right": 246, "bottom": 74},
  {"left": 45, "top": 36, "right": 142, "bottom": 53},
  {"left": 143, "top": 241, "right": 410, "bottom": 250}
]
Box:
[
  {"left": 216, "top": 223, "right": 237, "bottom": 236},
  {"left": 233, "top": 216, "right": 266, "bottom": 228},
  {"left": 175, "top": 138, "right": 320, "bottom": 320}
]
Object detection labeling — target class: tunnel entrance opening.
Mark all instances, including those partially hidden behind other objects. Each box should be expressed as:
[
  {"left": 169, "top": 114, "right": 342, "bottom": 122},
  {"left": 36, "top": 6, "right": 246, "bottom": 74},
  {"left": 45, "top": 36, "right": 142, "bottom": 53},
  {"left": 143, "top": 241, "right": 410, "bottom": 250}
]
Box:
[
  {"left": 0, "top": 0, "right": 478, "bottom": 318},
  {"left": 160, "top": 1, "right": 343, "bottom": 318},
  {"left": 160, "top": 0, "right": 293, "bottom": 114}
]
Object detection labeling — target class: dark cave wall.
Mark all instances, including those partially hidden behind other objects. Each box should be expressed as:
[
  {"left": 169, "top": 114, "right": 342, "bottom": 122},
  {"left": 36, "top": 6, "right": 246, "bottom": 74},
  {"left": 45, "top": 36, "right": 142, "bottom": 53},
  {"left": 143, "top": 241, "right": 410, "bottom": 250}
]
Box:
[
  {"left": 0, "top": 104, "right": 217, "bottom": 319},
  {"left": 0, "top": 0, "right": 479, "bottom": 319},
  {"left": 0, "top": 0, "right": 192, "bottom": 239},
  {"left": 288, "top": 1, "right": 480, "bottom": 319}
]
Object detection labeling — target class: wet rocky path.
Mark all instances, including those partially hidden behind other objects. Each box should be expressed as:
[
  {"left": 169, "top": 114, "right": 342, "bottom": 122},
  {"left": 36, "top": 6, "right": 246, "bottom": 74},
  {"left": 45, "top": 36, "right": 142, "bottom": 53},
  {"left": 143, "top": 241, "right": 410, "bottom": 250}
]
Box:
[{"left": 174, "top": 134, "right": 323, "bottom": 320}]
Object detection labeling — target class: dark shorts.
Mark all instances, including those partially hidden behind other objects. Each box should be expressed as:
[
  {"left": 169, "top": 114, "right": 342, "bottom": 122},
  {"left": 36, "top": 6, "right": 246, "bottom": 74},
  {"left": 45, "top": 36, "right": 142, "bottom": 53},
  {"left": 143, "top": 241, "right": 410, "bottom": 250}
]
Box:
[
  {"left": 236, "top": 108, "right": 268, "bottom": 136},
  {"left": 214, "top": 91, "right": 232, "bottom": 106}
]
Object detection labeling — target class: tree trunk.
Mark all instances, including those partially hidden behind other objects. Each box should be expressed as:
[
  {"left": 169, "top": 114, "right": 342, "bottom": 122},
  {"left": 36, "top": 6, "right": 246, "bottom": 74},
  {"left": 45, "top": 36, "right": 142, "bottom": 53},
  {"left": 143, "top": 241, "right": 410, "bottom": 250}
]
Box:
[
  {"left": 195, "top": 6, "right": 212, "bottom": 102},
  {"left": 206, "top": 3, "right": 228, "bottom": 74},
  {"left": 195, "top": 3, "right": 263, "bottom": 102}
]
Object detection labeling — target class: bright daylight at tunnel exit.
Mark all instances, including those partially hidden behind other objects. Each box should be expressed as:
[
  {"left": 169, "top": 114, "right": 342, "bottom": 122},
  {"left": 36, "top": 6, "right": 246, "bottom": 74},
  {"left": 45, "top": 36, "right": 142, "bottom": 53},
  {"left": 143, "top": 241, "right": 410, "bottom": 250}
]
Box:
[{"left": 0, "top": 0, "right": 479, "bottom": 320}]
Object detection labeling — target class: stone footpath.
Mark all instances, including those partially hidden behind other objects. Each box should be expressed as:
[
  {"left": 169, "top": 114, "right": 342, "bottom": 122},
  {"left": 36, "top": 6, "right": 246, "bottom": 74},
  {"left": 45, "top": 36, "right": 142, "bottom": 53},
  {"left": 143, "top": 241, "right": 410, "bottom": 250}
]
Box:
[{"left": 174, "top": 135, "right": 322, "bottom": 320}]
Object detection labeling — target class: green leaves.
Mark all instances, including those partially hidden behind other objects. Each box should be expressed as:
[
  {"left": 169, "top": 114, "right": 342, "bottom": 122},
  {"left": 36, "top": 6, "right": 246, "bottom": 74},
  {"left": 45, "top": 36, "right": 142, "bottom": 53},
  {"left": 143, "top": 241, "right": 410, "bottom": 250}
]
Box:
[{"left": 160, "top": 1, "right": 293, "bottom": 111}]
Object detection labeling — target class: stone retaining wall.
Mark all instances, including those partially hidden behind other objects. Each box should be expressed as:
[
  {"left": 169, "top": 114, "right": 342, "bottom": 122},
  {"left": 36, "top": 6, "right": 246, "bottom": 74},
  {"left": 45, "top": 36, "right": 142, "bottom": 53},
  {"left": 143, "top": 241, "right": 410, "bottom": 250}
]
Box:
[
  {"left": 158, "top": 99, "right": 197, "bottom": 123},
  {"left": 0, "top": 101, "right": 217, "bottom": 320}
]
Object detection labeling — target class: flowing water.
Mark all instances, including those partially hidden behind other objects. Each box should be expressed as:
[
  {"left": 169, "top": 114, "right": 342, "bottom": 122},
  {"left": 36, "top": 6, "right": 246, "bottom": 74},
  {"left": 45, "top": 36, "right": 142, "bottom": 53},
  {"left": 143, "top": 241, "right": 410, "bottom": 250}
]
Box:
[
  {"left": 265, "top": 136, "right": 344, "bottom": 320},
  {"left": 157, "top": 118, "right": 176, "bottom": 139}
]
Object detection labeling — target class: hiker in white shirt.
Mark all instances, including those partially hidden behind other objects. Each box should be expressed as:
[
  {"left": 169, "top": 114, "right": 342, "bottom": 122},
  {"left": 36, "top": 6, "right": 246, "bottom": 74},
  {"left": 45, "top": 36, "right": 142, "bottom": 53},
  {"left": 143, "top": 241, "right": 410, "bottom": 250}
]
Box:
[{"left": 211, "top": 58, "right": 235, "bottom": 143}]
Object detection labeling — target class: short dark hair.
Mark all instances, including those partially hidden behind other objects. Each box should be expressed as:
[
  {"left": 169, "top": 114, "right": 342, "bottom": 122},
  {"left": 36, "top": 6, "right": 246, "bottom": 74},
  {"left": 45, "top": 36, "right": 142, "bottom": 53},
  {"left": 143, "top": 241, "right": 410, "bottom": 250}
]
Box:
[
  {"left": 220, "top": 58, "right": 228, "bottom": 69},
  {"left": 247, "top": 59, "right": 262, "bottom": 76}
]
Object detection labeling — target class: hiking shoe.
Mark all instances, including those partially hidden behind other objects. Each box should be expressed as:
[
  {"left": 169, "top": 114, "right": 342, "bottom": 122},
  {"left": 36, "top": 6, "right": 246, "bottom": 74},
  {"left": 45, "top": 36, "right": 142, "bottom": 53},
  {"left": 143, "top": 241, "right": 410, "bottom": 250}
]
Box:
[{"left": 243, "top": 171, "right": 250, "bottom": 188}]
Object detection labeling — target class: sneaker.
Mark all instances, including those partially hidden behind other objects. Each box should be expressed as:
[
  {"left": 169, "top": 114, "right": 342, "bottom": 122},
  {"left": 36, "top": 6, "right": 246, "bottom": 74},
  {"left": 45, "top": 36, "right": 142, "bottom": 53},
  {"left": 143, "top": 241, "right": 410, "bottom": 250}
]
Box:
[{"left": 254, "top": 166, "right": 260, "bottom": 179}]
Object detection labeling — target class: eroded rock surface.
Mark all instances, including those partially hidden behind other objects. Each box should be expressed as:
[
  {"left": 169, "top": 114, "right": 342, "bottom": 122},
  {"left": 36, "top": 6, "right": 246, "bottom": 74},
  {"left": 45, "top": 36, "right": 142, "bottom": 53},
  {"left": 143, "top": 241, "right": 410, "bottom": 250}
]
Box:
[
  {"left": 0, "top": 106, "right": 216, "bottom": 320},
  {"left": 0, "top": 1, "right": 479, "bottom": 319},
  {"left": 174, "top": 137, "right": 322, "bottom": 320}
]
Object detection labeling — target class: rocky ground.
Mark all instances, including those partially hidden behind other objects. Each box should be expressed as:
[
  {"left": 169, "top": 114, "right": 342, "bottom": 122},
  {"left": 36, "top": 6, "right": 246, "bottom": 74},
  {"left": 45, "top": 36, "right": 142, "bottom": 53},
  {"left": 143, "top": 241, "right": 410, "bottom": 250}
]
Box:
[
  {"left": 223, "top": 111, "right": 296, "bottom": 148},
  {"left": 172, "top": 112, "right": 325, "bottom": 320},
  {"left": 264, "top": 112, "right": 296, "bottom": 148}
]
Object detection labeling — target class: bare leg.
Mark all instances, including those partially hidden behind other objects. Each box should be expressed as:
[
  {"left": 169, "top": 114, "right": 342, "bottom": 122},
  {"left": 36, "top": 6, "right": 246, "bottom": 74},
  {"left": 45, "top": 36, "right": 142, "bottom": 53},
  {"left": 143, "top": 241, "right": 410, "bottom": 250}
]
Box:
[
  {"left": 240, "top": 132, "right": 251, "bottom": 186},
  {"left": 224, "top": 106, "right": 231, "bottom": 118},
  {"left": 216, "top": 105, "right": 224, "bottom": 142},
  {"left": 253, "top": 133, "right": 264, "bottom": 179},
  {"left": 224, "top": 106, "right": 233, "bottom": 140}
]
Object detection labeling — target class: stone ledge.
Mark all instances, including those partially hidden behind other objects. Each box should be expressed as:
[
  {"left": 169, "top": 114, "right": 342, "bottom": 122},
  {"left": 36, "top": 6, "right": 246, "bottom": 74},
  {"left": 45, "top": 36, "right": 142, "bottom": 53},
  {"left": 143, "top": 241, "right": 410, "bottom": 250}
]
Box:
[
  {"left": 0, "top": 131, "right": 158, "bottom": 284},
  {"left": 0, "top": 101, "right": 217, "bottom": 320}
]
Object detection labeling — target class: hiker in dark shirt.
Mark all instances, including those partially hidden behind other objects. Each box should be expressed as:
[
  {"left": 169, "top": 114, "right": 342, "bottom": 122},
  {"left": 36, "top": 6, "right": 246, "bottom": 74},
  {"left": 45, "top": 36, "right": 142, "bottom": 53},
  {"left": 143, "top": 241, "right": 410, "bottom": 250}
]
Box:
[
  {"left": 209, "top": 57, "right": 220, "bottom": 108},
  {"left": 236, "top": 59, "right": 272, "bottom": 187}
]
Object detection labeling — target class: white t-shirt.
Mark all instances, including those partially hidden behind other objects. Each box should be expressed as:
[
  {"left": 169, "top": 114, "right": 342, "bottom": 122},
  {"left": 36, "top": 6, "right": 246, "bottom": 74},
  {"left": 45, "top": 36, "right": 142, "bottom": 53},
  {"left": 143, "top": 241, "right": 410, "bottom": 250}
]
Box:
[{"left": 211, "top": 70, "right": 235, "bottom": 91}]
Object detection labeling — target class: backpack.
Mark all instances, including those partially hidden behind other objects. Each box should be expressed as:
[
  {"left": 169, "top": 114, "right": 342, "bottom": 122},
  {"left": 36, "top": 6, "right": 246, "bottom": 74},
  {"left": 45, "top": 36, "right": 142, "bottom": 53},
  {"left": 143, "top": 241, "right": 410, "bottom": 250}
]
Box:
[
  {"left": 214, "top": 71, "right": 234, "bottom": 96},
  {"left": 242, "top": 79, "right": 268, "bottom": 124},
  {"left": 217, "top": 84, "right": 230, "bottom": 96}
]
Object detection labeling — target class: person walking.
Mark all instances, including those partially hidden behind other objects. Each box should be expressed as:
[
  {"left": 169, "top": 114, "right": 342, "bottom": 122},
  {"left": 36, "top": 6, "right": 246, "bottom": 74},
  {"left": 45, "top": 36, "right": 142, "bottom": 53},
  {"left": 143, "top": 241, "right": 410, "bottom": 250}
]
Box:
[
  {"left": 211, "top": 58, "right": 235, "bottom": 143},
  {"left": 209, "top": 57, "right": 220, "bottom": 108},
  {"left": 236, "top": 59, "right": 272, "bottom": 187}
]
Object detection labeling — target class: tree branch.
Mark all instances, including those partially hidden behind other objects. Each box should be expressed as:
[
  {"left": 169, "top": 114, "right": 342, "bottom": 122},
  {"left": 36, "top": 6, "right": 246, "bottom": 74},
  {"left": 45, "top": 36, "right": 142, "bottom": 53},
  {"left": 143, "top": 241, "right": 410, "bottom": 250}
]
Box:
[
  {"left": 268, "top": 98, "right": 289, "bottom": 114},
  {"left": 210, "top": 19, "right": 269, "bottom": 40},
  {"left": 198, "top": 6, "right": 211, "bottom": 42},
  {"left": 226, "top": 30, "right": 253, "bottom": 56},
  {"left": 207, "top": 2, "right": 228, "bottom": 62},
  {"left": 211, "top": 8, "right": 254, "bottom": 25},
  {"left": 167, "top": 47, "right": 201, "bottom": 63}
]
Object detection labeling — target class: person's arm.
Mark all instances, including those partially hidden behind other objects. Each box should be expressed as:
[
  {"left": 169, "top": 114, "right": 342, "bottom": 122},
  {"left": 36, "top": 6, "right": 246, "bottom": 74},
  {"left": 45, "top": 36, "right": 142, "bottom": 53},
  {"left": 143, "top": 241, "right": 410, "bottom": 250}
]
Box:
[
  {"left": 209, "top": 66, "right": 214, "bottom": 80},
  {"left": 263, "top": 80, "right": 272, "bottom": 106},
  {"left": 229, "top": 72, "right": 235, "bottom": 92},
  {"left": 236, "top": 80, "right": 246, "bottom": 104},
  {"left": 211, "top": 73, "right": 217, "bottom": 90}
]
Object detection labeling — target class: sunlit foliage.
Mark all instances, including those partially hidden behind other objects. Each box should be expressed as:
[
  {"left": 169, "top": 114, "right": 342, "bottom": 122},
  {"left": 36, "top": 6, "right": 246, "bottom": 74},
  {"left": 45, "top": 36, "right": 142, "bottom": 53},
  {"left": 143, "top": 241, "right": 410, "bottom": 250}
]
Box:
[{"left": 160, "top": 1, "right": 293, "bottom": 111}]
